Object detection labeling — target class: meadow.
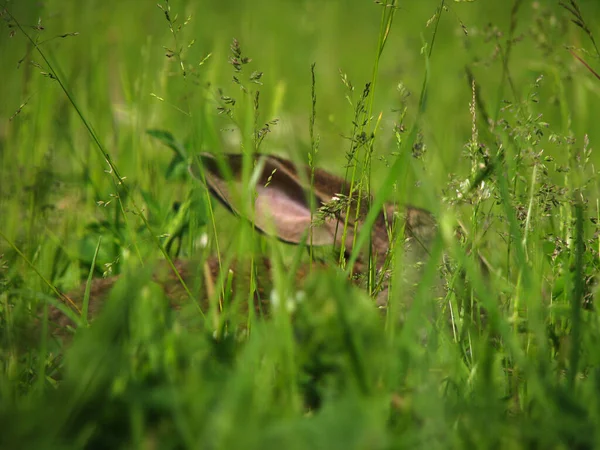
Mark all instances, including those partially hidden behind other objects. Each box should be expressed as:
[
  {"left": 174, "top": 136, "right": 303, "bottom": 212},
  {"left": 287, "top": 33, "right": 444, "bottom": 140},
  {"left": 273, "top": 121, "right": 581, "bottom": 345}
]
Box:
[{"left": 2, "top": 0, "right": 600, "bottom": 448}]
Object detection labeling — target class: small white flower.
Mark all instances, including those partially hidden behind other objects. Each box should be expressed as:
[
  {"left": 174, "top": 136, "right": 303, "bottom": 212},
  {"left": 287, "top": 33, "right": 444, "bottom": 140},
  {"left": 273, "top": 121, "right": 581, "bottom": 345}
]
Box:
[
  {"left": 198, "top": 232, "right": 209, "bottom": 248},
  {"left": 294, "top": 290, "right": 306, "bottom": 304},
  {"left": 270, "top": 290, "right": 281, "bottom": 309},
  {"left": 270, "top": 289, "right": 305, "bottom": 313},
  {"left": 478, "top": 180, "right": 491, "bottom": 201},
  {"left": 212, "top": 329, "right": 231, "bottom": 340}
]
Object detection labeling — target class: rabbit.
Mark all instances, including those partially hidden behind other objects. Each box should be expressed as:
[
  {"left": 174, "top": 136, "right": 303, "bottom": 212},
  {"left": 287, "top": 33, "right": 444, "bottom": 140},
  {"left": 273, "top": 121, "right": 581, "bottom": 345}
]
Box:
[{"left": 50, "top": 152, "right": 439, "bottom": 336}]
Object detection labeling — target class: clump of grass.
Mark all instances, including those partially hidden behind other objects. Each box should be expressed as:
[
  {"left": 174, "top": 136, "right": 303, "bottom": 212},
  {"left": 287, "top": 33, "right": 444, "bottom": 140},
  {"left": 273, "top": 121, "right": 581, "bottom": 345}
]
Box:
[{"left": 2, "top": 1, "right": 600, "bottom": 448}]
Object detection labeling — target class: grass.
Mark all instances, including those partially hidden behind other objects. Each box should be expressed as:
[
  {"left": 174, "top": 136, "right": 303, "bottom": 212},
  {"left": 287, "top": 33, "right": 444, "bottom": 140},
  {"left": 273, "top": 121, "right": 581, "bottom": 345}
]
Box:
[{"left": 2, "top": 0, "right": 600, "bottom": 448}]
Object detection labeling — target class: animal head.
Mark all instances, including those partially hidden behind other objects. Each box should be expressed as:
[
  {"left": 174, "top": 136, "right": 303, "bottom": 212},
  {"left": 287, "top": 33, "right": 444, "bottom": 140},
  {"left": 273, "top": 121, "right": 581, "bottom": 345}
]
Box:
[{"left": 189, "top": 152, "right": 437, "bottom": 275}]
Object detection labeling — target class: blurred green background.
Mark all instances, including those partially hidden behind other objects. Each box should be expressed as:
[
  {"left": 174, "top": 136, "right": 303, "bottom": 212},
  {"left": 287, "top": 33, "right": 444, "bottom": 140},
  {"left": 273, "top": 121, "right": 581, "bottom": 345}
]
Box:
[
  {"left": 2, "top": 1, "right": 600, "bottom": 448},
  {"left": 2, "top": 0, "right": 598, "bottom": 191}
]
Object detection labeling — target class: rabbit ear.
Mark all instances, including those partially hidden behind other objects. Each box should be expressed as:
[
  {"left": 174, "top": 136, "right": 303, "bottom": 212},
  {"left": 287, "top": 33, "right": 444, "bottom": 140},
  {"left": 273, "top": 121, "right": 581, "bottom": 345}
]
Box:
[
  {"left": 190, "top": 153, "right": 338, "bottom": 246},
  {"left": 265, "top": 154, "right": 371, "bottom": 221}
]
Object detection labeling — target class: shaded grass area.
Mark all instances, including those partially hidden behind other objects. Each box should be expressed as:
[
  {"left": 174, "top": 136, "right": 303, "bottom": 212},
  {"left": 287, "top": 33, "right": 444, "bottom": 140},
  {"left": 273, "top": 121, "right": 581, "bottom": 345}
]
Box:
[{"left": 2, "top": 0, "right": 600, "bottom": 448}]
